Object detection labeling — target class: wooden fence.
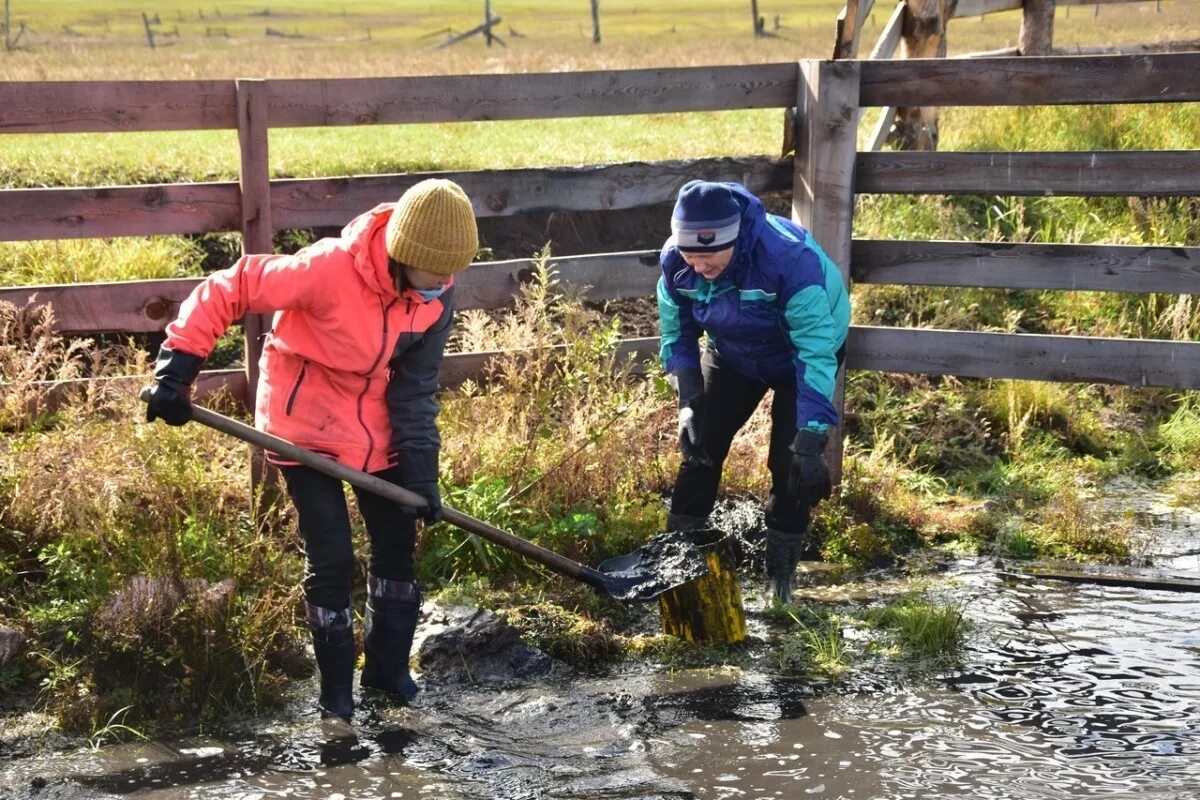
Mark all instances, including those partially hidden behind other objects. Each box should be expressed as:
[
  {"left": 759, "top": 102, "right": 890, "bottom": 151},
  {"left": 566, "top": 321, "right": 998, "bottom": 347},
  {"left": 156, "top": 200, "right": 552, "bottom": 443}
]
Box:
[
  {"left": 835, "top": 0, "right": 1198, "bottom": 150},
  {"left": 2, "top": 53, "right": 1199, "bottom": 482}
]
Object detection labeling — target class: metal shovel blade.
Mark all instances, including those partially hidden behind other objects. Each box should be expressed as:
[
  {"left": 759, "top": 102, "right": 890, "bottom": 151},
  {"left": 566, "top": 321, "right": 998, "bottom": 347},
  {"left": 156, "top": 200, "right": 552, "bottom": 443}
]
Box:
[{"left": 593, "top": 530, "right": 712, "bottom": 601}]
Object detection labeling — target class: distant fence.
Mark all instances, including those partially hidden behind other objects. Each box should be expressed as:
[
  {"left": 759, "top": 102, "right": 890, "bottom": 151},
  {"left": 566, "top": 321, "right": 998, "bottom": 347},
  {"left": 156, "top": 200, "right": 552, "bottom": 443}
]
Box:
[
  {"left": 834, "top": 0, "right": 1200, "bottom": 150},
  {"left": 2, "top": 53, "right": 1199, "bottom": 481}
]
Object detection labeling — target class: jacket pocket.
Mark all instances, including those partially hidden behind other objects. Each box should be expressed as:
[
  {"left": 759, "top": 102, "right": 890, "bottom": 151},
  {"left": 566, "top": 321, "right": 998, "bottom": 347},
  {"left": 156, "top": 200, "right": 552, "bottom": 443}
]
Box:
[{"left": 285, "top": 360, "right": 308, "bottom": 416}]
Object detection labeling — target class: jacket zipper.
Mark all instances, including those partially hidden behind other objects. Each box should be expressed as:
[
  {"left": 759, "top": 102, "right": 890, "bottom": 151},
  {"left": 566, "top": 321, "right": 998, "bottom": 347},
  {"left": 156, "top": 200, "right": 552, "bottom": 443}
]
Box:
[
  {"left": 358, "top": 297, "right": 398, "bottom": 471},
  {"left": 285, "top": 360, "right": 308, "bottom": 415}
]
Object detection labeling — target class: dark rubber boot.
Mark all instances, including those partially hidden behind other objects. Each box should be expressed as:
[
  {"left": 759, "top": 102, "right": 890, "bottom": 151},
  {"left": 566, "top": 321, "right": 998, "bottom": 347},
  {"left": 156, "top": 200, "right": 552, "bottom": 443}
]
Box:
[
  {"left": 306, "top": 602, "right": 355, "bottom": 722},
  {"left": 360, "top": 576, "right": 421, "bottom": 701},
  {"left": 666, "top": 512, "right": 707, "bottom": 532}
]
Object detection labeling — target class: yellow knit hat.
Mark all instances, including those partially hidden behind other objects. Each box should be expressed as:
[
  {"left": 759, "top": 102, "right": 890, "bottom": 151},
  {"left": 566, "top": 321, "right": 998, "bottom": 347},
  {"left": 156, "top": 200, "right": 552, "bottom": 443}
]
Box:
[{"left": 385, "top": 178, "right": 479, "bottom": 276}]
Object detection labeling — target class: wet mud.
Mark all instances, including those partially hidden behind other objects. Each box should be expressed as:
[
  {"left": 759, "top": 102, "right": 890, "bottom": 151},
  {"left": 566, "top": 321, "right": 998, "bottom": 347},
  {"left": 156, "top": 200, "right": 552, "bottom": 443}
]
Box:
[{"left": 4, "top": 479, "right": 1200, "bottom": 799}]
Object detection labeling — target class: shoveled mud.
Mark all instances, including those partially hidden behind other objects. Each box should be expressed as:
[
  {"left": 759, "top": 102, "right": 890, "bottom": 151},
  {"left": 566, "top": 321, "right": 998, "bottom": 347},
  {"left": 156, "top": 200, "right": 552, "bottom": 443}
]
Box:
[{"left": 596, "top": 530, "right": 714, "bottom": 601}]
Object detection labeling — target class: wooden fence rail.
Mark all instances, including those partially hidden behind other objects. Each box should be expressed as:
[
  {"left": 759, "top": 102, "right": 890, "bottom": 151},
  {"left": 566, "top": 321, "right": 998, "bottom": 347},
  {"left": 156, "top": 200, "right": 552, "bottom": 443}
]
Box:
[{"left": 3, "top": 52, "right": 1199, "bottom": 488}]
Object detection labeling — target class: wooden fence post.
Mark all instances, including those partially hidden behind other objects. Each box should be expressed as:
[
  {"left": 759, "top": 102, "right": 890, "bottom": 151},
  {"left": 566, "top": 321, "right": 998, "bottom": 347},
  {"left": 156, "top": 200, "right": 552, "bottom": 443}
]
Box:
[
  {"left": 236, "top": 79, "right": 279, "bottom": 514},
  {"left": 792, "top": 59, "right": 859, "bottom": 487},
  {"left": 1019, "top": 0, "right": 1056, "bottom": 56},
  {"left": 889, "top": 0, "right": 954, "bottom": 150},
  {"left": 590, "top": 0, "right": 600, "bottom": 44},
  {"left": 141, "top": 11, "right": 156, "bottom": 49},
  {"left": 3, "top": 0, "right": 10, "bottom": 51}
]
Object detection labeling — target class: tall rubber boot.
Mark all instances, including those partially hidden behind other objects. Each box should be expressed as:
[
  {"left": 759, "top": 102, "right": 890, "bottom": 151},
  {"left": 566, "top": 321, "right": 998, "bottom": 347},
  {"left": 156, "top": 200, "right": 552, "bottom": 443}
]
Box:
[
  {"left": 360, "top": 576, "right": 420, "bottom": 701},
  {"left": 666, "top": 512, "right": 707, "bottom": 532},
  {"left": 306, "top": 602, "right": 355, "bottom": 721}
]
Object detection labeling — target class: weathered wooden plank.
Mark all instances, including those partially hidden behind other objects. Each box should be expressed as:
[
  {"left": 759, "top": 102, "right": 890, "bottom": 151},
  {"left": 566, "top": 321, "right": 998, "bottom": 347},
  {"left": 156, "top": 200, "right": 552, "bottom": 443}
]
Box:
[
  {"left": 860, "top": 53, "right": 1200, "bottom": 106},
  {"left": 852, "top": 240, "right": 1200, "bottom": 294},
  {"left": 27, "top": 369, "right": 248, "bottom": 415},
  {"left": 954, "top": 0, "right": 1145, "bottom": 17},
  {"left": 0, "top": 279, "right": 203, "bottom": 334},
  {"left": 0, "top": 157, "right": 790, "bottom": 243},
  {"left": 271, "top": 157, "right": 793, "bottom": 230},
  {"left": 834, "top": 0, "right": 863, "bottom": 59},
  {"left": 856, "top": 151, "right": 1200, "bottom": 196},
  {"left": 0, "top": 183, "right": 241, "bottom": 242},
  {"left": 237, "top": 79, "right": 273, "bottom": 418},
  {"left": 266, "top": 64, "right": 799, "bottom": 127},
  {"left": 847, "top": 326, "right": 1200, "bottom": 388},
  {"left": 951, "top": 0, "right": 1021, "bottom": 16},
  {"left": 794, "top": 62, "right": 860, "bottom": 277},
  {"left": 27, "top": 325, "right": 1200, "bottom": 416},
  {"left": 440, "top": 337, "right": 659, "bottom": 390},
  {"left": 0, "top": 81, "right": 236, "bottom": 134},
  {"left": 868, "top": 0, "right": 906, "bottom": 60},
  {"left": 860, "top": 1, "right": 906, "bottom": 152},
  {"left": 1055, "top": 38, "right": 1200, "bottom": 56},
  {"left": 794, "top": 59, "right": 860, "bottom": 485},
  {"left": 1003, "top": 564, "right": 1200, "bottom": 593},
  {"left": 28, "top": 337, "right": 664, "bottom": 416},
  {"left": 455, "top": 251, "right": 661, "bottom": 310},
  {"left": 0, "top": 251, "right": 662, "bottom": 335},
  {"left": 1019, "top": 0, "right": 1056, "bottom": 56}
]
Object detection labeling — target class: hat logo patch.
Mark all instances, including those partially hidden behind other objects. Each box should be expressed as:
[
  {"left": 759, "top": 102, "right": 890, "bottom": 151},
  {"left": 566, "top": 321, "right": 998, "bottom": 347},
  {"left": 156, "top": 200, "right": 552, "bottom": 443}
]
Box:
[{"left": 696, "top": 231, "right": 716, "bottom": 245}]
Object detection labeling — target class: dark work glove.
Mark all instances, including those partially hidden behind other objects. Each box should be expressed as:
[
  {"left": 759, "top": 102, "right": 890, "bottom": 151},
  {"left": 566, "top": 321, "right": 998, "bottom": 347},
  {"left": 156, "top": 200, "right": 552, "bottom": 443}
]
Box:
[
  {"left": 787, "top": 429, "right": 832, "bottom": 507},
  {"left": 765, "top": 528, "right": 815, "bottom": 604},
  {"left": 670, "top": 369, "right": 710, "bottom": 466},
  {"left": 145, "top": 347, "right": 204, "bottom": 426},
  {"left": 396, "top": 449, "right": 443, "bottom": 523}
]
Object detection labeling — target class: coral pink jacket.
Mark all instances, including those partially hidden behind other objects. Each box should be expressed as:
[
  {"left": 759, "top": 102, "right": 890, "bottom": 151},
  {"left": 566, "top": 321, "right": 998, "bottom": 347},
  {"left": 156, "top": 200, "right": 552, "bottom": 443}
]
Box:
[{"left": 164, "top": 204, "right": 455, "bottom": 473}]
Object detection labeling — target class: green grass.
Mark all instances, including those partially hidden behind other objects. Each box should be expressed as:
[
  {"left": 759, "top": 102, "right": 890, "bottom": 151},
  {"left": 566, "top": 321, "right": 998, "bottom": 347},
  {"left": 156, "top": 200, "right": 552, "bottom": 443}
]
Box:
[{"left": 866, "top": 594, "right": 969, "bottom": 663}]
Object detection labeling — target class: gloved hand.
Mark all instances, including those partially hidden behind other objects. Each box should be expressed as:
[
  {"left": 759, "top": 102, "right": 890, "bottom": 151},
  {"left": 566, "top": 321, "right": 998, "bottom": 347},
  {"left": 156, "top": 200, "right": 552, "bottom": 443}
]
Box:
[
  {"left": 677, "top": 405, "right": 711, "bottom": 465},
  {"left": 670, "top": 369, "right": 710, "bottom": 466},
  {"left": 787, "top": 429, "right": 832, "bottom": 506},
  {"left": 396, "top": 449, "right": 443, "bottom": 523},
  {"left": 765, "top": 527, "right": 814, "bottom": 604},
  {"left": 145, "top": 347, "right": 204, "bottom": 426},
  {"left": 402, "top": 480, "right": 443, "bottom": 523}
]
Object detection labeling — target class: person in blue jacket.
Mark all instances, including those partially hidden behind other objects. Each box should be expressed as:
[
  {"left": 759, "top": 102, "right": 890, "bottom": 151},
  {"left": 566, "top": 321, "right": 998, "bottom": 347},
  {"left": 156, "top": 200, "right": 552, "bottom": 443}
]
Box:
[{"left": 657, "top": 180, "right": 850, "bottom": 603}]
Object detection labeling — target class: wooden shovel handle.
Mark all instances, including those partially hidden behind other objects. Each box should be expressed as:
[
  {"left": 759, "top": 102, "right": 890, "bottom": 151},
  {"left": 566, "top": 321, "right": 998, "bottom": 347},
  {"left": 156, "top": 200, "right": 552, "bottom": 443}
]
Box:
[{"left": 140, "top": 388, "right": 609, "bottom": 589}]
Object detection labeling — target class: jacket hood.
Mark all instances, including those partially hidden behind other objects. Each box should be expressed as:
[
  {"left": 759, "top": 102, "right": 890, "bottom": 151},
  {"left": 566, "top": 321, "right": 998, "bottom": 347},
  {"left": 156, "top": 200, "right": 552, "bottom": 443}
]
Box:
[
  {"left": 342, "top": 203, "right": 400, "bottom": 299},
  {"left": 722, "top": 183, "right": 768, "bottom": 283}
]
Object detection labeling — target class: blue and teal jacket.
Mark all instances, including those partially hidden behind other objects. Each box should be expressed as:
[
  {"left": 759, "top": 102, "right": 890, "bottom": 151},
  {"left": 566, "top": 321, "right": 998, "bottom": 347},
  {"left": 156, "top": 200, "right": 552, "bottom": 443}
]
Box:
[{"left": 657, "top": 183, "right": 851, "bottom": 432}]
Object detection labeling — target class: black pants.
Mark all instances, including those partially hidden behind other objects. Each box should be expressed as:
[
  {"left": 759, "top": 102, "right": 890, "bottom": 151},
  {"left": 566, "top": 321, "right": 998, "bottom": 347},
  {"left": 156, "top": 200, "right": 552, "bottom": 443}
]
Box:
[
  {"left": 669, "top": 348, "right": 844, "bottom": 535},
  {"left": 281, "top": 464, "right": 417, "bottom": 611}
]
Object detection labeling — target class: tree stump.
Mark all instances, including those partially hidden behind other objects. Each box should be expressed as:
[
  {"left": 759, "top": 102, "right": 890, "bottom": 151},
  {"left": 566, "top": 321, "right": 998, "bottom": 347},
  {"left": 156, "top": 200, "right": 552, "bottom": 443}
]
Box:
[{"left": 657, "top": 531, "right": 746, "bottom": 644}]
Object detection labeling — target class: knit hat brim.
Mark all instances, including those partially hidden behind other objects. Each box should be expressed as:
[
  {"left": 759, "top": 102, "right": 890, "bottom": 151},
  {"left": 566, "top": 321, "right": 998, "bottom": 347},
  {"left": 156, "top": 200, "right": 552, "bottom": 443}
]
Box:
[{"left": 671, "top": 212, "right": 740, "bottom": 253}]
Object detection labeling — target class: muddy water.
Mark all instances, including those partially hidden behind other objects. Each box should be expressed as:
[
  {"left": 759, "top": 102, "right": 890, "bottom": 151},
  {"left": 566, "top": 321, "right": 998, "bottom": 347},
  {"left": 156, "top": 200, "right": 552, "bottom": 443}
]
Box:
[{"left": 4, "top": 478, "right": 1200, "bottom": 800}]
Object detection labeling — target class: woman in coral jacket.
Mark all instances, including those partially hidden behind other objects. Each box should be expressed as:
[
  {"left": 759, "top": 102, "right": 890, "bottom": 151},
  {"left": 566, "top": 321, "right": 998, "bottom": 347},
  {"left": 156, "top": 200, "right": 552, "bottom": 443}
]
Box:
[{"left": 145, "top": 178, "right": 479, "bottom": 721}]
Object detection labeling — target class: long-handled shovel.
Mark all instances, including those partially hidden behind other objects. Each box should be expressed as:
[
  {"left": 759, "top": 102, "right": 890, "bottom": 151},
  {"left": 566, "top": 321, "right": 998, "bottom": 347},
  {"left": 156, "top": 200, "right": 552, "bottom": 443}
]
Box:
[{"left": 141, "top": 390, "right": 709, "bottom": 601}]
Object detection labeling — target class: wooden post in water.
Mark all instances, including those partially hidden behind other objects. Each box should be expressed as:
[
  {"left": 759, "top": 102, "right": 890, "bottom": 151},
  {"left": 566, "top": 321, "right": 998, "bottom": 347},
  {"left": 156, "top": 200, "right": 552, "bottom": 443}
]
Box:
[
  {"left": 792, "top": 59, "right": 859, "bottom": 487},
  {"left": 235, "top": 79, "right": 280, "bottom": 517},
  {"left": 657, "top": 534, "right": 746, "bottom": 644},
  {"left": 1019, "top": 0, "right": 1055, "bottom": 56}
]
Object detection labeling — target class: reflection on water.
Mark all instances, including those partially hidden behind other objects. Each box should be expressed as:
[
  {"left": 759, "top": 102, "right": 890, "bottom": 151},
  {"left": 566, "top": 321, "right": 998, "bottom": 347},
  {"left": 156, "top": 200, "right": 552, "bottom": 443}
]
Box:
[{"left": 3, "top": 478, "right": 1200, "bottom": 800}]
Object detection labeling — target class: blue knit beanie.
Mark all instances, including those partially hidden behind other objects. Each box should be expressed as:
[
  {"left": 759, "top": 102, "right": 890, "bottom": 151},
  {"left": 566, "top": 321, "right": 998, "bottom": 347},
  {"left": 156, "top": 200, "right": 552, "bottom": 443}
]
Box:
[{"left": 670, "top": 180, "right": 741, "bottom": 253}]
